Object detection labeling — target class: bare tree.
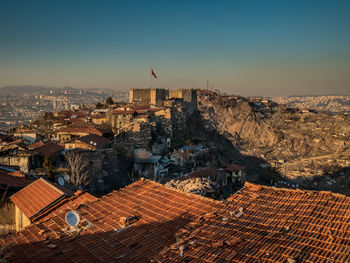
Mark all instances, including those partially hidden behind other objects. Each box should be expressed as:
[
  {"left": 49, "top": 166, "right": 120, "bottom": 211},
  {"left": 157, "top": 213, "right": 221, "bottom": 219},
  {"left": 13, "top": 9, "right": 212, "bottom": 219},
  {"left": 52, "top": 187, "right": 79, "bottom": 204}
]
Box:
[{"left": 65, "top": 151, "right": 89, "bottom": 191}]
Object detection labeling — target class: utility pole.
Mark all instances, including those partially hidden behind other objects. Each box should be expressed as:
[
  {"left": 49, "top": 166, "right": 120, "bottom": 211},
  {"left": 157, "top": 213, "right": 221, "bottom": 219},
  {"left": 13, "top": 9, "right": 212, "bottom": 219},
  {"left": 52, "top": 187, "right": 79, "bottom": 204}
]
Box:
[{"left": 207, "top": 80, "right": 209, "bottom": 90}]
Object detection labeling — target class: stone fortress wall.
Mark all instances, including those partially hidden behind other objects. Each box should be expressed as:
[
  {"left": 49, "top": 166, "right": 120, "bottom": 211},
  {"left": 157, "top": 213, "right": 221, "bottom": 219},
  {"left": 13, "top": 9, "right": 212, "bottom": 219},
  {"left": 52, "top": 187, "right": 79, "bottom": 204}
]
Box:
[{"left": 130, "top": 88, "right": 196, "bottom": 105}]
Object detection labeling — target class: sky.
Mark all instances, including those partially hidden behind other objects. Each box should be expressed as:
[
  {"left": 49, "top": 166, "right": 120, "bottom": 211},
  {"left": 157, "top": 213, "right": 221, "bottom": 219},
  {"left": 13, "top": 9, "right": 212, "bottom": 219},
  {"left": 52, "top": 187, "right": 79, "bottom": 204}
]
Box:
[{"left": 0, "top": 0, "right": 350, "bottom": 96}]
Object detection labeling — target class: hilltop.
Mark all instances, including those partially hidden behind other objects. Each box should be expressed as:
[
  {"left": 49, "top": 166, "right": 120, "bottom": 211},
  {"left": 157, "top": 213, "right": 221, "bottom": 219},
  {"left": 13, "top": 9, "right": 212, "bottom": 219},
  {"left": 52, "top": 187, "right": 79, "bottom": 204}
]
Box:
[{"left": 197, "top": 91, "right": 350, "bottom": 193}]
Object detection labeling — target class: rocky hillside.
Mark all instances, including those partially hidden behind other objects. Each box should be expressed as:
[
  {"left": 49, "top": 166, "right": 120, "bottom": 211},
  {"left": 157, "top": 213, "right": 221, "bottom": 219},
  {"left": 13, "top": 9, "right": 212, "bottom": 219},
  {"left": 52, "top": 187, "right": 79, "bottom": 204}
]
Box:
[{"left": 196, "top": 91, "right": 350, "bottom": 190}]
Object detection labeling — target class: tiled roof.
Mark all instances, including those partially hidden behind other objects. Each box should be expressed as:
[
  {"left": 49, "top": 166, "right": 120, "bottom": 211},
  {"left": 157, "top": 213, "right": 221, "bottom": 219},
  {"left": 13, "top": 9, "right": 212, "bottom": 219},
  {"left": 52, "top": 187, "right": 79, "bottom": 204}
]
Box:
[
  {"left": 10, "top": 178, "right": 73, "bottom": 220},
  {"left": 56, "top": 126, "right": 104, "bottom": 135},
  {"left": 34, "top": 142, "right": 64, "bottom": 157},
  {"left": 5, "top": 179, "right": 219, "bottom": 263},
  {"left": 0, "top": 169, "right": 35, "bottom": 188},
  {"left": 155, "top": 182, "right": 350, "bottom": 262},
  {"left": 33, "top": 190, "right": 97, "bottom": 222},
  {"left": 76, "top": 134, "right": 111, "bottom": 149},
  {"left": 111, "top": 110, "right": 136, "bottom": 115},
  {"left": 27, "top": 141, "right": 45, "bottom": 150}
]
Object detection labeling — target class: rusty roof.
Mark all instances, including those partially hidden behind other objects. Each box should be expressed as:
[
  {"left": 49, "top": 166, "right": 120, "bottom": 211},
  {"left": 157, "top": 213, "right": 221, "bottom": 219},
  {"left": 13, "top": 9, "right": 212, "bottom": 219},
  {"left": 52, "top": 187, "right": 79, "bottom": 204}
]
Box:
[
  {"left": 76, "top": 134, "right": 111, "bottom": 148},
  {"left": 34, "top": 142, "right": 64, "bottom": 158},
  {"left": 10, "top": 178, "right": 73, "bottom": 220},
  {"left": 5, "top": 179, "right": 219, "bottom": 263},
  {"left": 27, "top": 141, "right": 45, "bottom": 150},
  {"left": 55, "top": 126, "right": 104, "bottom": 135},
  {"left": 0, "top": 169, "right": 35, "bottom": 188},
  {"left": 155, "top": 182, "right": 350, "bottom": 262},
  {"left": 33, "top": 190, "right": 97, "bottom": 222}
]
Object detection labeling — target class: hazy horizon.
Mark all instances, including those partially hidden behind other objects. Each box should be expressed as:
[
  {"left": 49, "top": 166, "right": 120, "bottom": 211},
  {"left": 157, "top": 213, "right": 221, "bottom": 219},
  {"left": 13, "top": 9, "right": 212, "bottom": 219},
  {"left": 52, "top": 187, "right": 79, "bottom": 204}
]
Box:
[{"left": 1, "top": 0, "right": 350, "bottom": 96}]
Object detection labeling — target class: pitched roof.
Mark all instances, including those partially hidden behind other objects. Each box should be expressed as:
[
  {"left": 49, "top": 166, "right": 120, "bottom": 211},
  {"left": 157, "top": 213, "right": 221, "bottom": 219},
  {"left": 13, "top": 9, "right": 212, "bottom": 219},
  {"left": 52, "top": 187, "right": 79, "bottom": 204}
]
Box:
[
  {"left": 155, "top": 182, "right": 350, "bottom": 262},
  {"left": 10, "top": 178, "right": 73, "bottom": 220},
  {"left": 33, "top": 190, "right": 97, "bottom": 222},
  {"left": 5, "top": 179, "right": 219, "bottom": 263},
  {"left": 34, "top": 142, "right": 64, "bottom": 157},
  {"left": 76, "top": 134, "right": 111, "bottom": 149},
  {"left": 0, "top": 169, "right": 35, "bottom": 188},
  {"left": 55, "top": 126, "right": 104, "bottom": 135},
  {"left": 27, "top": 141, "right": 45, "bottom": 150}
]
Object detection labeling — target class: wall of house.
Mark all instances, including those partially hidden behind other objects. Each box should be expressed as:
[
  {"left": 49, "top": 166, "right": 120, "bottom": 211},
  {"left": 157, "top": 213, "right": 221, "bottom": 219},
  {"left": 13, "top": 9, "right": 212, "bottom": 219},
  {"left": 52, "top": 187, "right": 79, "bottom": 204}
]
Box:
[
  {"left": 0, "top": 155, "right": 31, "bottom": 173},
  {"left": 65, "top": 141, "right": 94, "bottom": 150},
  {"left": 15, "top": 205, "right": 31, "bottom": 231},
  {"left": 0, "top": 200, "right": 16, "bottom": 236}
]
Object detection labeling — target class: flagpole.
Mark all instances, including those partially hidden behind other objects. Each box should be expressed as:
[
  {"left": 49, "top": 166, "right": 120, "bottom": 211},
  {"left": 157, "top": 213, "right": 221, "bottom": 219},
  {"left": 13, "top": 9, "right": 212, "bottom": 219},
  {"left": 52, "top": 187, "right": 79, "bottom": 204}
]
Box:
[{"left": 150, "top": 67, "right": 152, "bottom": 89}]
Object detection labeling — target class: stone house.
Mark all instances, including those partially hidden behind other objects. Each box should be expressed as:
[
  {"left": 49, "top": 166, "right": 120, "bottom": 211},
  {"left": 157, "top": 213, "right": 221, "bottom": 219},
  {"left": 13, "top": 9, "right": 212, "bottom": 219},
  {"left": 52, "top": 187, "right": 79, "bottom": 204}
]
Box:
[
  {"left": 0, "top": 168, "right": 34, "bottom": 236},
  {"left": 64, "top": 134, "right": 111, "bottom": 150}
]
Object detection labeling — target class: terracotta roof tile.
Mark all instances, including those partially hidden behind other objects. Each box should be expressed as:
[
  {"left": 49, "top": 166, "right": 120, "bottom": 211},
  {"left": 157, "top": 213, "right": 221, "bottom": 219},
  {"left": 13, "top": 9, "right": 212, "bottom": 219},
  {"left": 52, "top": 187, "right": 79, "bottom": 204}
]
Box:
[
  {"left": 155, "top": 181, "right": 350, "bottom": 262},
  {"left": 5, "top": 179, "right": 219, "bottom": 262},
  {"left": 56, "top": 126, "right": 104, "bottom": 135},
  {"left": 27, "top": 141, "right": 45, "bottom": 150},
  {"left": 34, "top": 142, "right": 64, "bottom": 157},
  {"left": 0, "top": 169, "right": 35, "bottom": 188},
  {"left": 76, "top": 134, "right": 111, "bottom": 148},
  {"left": 10, "top": 178, "right": 73, "bottom": 220}
]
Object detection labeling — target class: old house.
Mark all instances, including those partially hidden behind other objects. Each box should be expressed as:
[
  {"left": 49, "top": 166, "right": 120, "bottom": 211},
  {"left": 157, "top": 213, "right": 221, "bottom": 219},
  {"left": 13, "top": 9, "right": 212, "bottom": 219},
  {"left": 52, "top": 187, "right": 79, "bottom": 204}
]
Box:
[
  {"left": 74, "top": 148, "right": 125, "bottom": 195},
  {"left": 13, "top": 129, "right": 39, "bottom": 144},
  {"left": 0, "top": 143, "right": 39, "bottom": 173},
  {"left": 53, "top": 126, "right": 104, "bottom": 142},
  {"left": 4, "top": 179, "right": 217, "bottom": 262},
  {"left": 171, "top": 145, "right": 209, "bottom": 168},
  {"left": 10, "top": 178, "right": 73, "bottom": 231},
  {"left": 133, "top": 149, "right": 162, "bottom": 179},
  {"left": 6, "top": 180, "right": 350, "bottom": 262},
  {"left": 223, "top": 163, "right": 246, "bottom": 185},
  {"left": 33, "top": 142, "right": 65, "bottom": 166},
  {"left": 64, "top": 134, "right": 111, "bottom": 150},
  {"left": 0, "top": 167, "right": 34, "bottom": 236}
]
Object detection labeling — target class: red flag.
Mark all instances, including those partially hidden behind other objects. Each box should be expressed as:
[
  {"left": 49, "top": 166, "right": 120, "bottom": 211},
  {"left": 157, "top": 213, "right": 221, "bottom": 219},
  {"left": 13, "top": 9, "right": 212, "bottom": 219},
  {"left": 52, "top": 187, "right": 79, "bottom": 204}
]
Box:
[{"left": 151, "top": 68, "right": 157, "bottom": 79}]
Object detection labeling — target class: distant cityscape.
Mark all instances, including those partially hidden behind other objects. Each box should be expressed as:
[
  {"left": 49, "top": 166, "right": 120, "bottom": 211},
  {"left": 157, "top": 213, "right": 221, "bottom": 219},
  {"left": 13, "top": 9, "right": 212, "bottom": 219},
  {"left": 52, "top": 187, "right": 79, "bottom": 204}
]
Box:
[{"left": 0, "top": 86, "right": 128, "bottom": 129}]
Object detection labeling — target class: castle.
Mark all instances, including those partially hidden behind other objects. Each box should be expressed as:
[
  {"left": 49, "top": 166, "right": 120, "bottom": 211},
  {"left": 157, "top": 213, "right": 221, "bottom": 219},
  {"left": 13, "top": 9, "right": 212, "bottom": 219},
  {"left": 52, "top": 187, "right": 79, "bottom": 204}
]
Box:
[{"left": 129, "top": 88, "right": 197, "bottom": 105}]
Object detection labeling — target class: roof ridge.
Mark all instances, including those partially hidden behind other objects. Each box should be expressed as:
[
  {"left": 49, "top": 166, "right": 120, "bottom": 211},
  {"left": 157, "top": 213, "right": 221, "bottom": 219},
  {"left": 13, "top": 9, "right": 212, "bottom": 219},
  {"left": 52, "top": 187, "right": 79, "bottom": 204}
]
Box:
[
  {"left": 244, "top": 181, "right": 349, "bottom": 199},
  {"left": 39, "top": 177, "right": 66, "bottom": 196}
]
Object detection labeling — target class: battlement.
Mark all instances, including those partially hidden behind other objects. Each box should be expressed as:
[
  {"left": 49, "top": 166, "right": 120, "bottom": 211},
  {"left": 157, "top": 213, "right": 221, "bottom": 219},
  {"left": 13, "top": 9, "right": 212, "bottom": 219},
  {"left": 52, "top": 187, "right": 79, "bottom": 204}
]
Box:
[{"left": 129, "top": 88, "right": 196, "bottom": 105}]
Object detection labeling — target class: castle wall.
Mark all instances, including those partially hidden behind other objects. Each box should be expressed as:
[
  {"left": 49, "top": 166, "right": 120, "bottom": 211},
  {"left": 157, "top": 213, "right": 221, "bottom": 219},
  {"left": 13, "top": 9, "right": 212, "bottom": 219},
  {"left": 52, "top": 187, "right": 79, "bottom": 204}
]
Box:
[
  {"left": 150, "top": 89, "right": 169, "bottom": 105},
  {"left": 130, "top": 88, "right": 196, "bottom": 105},
  {"left": 129, "top": 89, "right": 151, "bottom": 104}
]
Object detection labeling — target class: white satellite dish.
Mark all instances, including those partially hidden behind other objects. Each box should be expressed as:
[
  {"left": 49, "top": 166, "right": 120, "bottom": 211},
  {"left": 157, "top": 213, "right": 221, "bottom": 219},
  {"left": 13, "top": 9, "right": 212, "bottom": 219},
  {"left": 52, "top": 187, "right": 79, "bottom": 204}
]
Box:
[
  {"left": 58, "top": 176, "right": 65, "bottom": 186},
  {"left": 65, "top": 211, "right": 80, "bottom": 227}
]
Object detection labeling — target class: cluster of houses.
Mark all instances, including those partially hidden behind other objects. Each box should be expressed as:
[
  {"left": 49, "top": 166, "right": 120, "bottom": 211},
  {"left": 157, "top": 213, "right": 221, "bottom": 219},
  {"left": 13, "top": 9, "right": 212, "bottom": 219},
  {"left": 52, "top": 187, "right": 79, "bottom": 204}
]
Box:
[{"left": 0, "top": 89, "right": 250, "bottom": 239}]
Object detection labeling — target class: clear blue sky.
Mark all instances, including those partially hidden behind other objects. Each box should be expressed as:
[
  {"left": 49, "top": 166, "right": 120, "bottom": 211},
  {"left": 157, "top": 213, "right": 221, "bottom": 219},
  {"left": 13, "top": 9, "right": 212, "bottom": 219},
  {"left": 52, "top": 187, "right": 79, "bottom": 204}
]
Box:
[{"left": 1, "top": 0, "right": 350, "bottom": 95}]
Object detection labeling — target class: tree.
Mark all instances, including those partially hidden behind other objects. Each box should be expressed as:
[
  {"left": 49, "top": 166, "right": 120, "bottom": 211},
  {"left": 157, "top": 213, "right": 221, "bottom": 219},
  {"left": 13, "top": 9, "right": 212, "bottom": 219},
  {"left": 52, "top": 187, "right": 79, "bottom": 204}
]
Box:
[
  {"left": 96, "top": 102, "right": 103, "bottom": 109},
  {"left": 65, "top": 151, "right": 89, "bottom": 191},
  {"left": 105, "top": 96, "right": 114, "bottom": 105},
  {"left": 43, "top": 112, "right": 54, "bottom": 120},
  {"left": 43, "top": 156, "right": 54, "bottom": 181}
]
